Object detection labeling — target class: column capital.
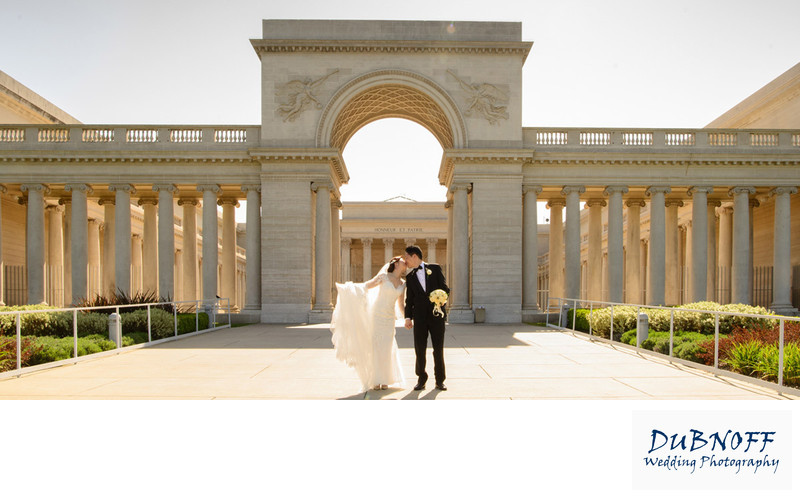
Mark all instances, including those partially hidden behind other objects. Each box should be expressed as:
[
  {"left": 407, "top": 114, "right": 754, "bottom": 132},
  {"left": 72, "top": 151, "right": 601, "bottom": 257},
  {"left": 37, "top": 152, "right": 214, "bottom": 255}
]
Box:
[
  {"left": 137, "top": 197, "right": 159, "bottom": 206},
  {"left": 546, "top": 198, "right": 565, "bottom": 209},
  {"left": 153, "top": 184, "right": 179, "bottom": 194},
  {"left": 20, "top": 183, "right": 50, "bottom": 195},
  {"left": 109, "top": 184, "right": 136, "bottom": 194},
  {"left": 688, "top": 186, "right": 713, "bottom": 197},
  {"left": 603, "top": 185, "right": 628, "bottom": 196},
  {"left": 749, "top": 198, "right": 761, "bottom": 208},
  {"left": 217, "top": 198, "right": 240, "bottom": 207},
  {"left": 64, "top": 183, "right": 93, "bottom": 194},
  {"left": 241, "top": 184, "right": 261, "bottom": 193},
  {"left": 770, "top": 186, "right": 798, "bottom": 197},
  {"left": 665, "top": 199, "right": 685, "bottom": 208},
  {"left": 131, "top": 233, "right": 142, "bottom": 241},
  {"left": 708, "top": 200, "right": 722, "bottom": 208},
  {"left": 45, "top": 204, "right": 63, "bottom": 213},
  {"left": 450, "top": 182, "right": 472, "bottom": 193},
  {"left": 57, "top": 197, "right": 71, "bottom": 206},
  {"left": 645, "top": 186, "right": 671, "bottom": 197},
  {"left": 360, "top": 238, "right": 373, "bottom": 248},
  {"left": 426, "top": 237, "right": 439, "bottom": 245},
  {"left": 716, "top": 205, "right": 734, "bottom": 215},
  {"left": 523, "top": 184, "right": 543, "bottom": 195},
  {"left": 196, "top": 184, "right": 221, "bottom": 194},
  {"left": 382, "top": 237, "right": 395, "bottom": 244},
  {"left": 331, "top": 199, "right": 342, "bottom": 209},
  {"left": 0, "top": 184, "right": 6, "bottom": 195},
  {"left": 728, "top": 186, "right": 756, "bottom": 197},
  {"left": 97, "top": 197, "right": 115, "bottom": 206},
  {"left": 444, "top": 200, "right": 453, "bottom": 208},
  {"left": 404, "top": 238, "right": 416, "bottom": 247},
  {"left": 311, "top": 181, "right": 332, "bottom": 192},
  {"left": 177, "top": 198, "right": 199, "bottom": 207},
  {"left": 341, "top": 238, "right": 352, "bottom": 248},
  {"left": 87, "top": 218, "right": 102, "bottom": 228},
  {"left": 584, "top": 198, "right": 606, "bottom": 208},
  {"left": 625, "top": 198, "right": 646, "bottom": 208},
  {"left": 561, "top": 185, "right": 586, "bottom": 196}
]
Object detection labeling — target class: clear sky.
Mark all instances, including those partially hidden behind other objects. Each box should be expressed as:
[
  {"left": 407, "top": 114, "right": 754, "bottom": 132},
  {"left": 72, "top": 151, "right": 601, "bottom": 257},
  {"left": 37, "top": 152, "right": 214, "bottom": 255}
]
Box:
[{"left": 2, "top": 0, "right": 799, "bottom": 219}]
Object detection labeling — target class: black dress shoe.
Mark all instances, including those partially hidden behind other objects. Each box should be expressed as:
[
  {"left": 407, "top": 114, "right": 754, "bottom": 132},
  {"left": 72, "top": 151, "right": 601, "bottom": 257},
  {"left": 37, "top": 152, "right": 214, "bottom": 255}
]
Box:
[
  {"left": 435, "top": 383, "right": 447, "bottom": 391},
  {"left": 413, "top": 382, "right": 425, "bottom": 391}
]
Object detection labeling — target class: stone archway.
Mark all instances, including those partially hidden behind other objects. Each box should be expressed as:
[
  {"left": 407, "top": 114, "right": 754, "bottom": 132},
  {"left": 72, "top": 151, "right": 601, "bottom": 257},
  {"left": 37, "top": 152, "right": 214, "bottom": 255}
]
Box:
[{"left": 316, "top": 70, "right": 468, "bottom": 150}]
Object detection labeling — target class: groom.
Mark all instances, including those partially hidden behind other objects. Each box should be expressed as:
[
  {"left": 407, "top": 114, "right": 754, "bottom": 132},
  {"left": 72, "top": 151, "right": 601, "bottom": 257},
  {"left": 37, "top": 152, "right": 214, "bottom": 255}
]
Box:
[{"left": 403, "top": 245, "right": 450, "bottom": 391}]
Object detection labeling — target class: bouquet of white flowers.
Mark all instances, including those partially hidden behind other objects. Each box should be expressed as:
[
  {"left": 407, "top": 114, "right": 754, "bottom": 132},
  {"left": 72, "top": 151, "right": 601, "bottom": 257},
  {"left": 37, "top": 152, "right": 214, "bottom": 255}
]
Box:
[{"left": 429, "top": 289, "right": 448, "bottom": 318}]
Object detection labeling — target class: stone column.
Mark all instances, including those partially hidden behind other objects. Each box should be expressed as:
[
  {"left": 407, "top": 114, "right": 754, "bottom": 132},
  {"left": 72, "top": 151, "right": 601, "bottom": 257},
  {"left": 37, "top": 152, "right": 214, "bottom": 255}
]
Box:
[
  {"left": 131, "top": 234, "right": 143, "bottom": 293},
  {"left": 645, "top": 187, "right": 669, "bottom": 305},
  {"left": 523, "top": 185, "right": 542, "bottom": 312},
  {"left": 546, "top": 199, "right": 565, "bottom": 300},
  {"left": 21, "top": 184, "right": 48, "bottom": 304},
  {"left": 331, "top": 198, "right": 341, "bottom": 292},
  {"left": 748, "top": 198, "right": 759, "bottom": 304},
  {"left": 198, "top": 185, "right": 220, "bottom": 305},
  {"left": 219, "top": 198, "right": 238, "bottom": 309},
  {"left": 688, "top": 187, "right": 713, "bottom": 303},
  {"left": 98, "top": 198, "right": 115, "bottom": 297},
  {"left": 446, "top": 198, "right": 453, "bottom": 284},
  {"left": 383, "top": 238, "right": 395, "bottom": 267},
  {"left": 87, "top": 219, "right": 101, "bottom": 297},
  {"left": 730, "top": 187, "right": 755, "bottom": 305},
  {"left": 178, "top": 199, "right": 198, "bottom": 302},
  {"left": 586, "top": 199, "right": 605, "bottom": 302},
  {"left": 138, "top": 198, "right": 159, "bottom": 295},
  {"left": 707, "top": 201, "right": 721, "bottom": 301},
  {"left": 65, "top": 184, "right": 91, "bottom": 303},
  {"left": 717, "top": 205, "right": 733, "bottom": 303},
  {"left": 174, "top": 249, "right": 183, "bottom": 300},
  {"left": 46, "top": 204, "right": 63, "bottom": 306},
  {"left": 625, "top": 198, "right": 645, "bottom": 304},
  {"left": 311, "top": 182, "right": 333, "bottom": 320},
  {"left": 665, "top": 199, "right": 683, "bottom": 305},
  {"left": 562, "top": 186, "right": 585, "bottom": 301},
  {"left": 450, "top": 183, "right": 472, "bottom": 318},
  {"left": 341, "top": 238, "right": 351, "bottom": 282},
  {"left": 604, "top": 186, "right": 628, "bottom": 303},
  {"left": 770, "top": 187, "right": 798, "bottom": 314},
  {"left": 59, "top": 198, "right": 72, "bottom": 305},
  {"left": 241, "top": 185, "right": 261, "bottom": 311},
  {"left": 154, "top": 184, "right": 177, "bottom": 300},
  {"left": 426, "top": 238, "right": 438, "bottom": 265},
  {"left": 110, "top": 184, "right": 135, "bottom": 296},
  {"left": 361, "top": 238, "right": 373, "bottom": 281},
  {"left": 0, "top": 185, "right": 5, "bottom": 305}
]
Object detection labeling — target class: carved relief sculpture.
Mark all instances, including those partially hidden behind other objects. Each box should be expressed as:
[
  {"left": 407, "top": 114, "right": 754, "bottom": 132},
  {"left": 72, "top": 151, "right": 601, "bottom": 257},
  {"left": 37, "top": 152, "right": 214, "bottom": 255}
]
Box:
[
  {"left": 277, "top": 69, "right": 339, "bottom": 122},
  {"left": 447, "top": 70, "right": 509, "bottom": 124}
]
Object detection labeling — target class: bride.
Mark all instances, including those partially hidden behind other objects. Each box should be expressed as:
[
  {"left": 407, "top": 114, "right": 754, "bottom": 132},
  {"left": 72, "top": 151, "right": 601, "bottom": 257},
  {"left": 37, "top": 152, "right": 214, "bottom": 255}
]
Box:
[{"left": 330, "top": 256, "right": 407, "bottom": 391}]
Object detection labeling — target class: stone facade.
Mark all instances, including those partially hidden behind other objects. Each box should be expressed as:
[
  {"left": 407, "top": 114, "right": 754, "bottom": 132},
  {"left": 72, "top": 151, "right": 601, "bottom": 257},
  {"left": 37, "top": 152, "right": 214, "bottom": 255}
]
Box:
[{"left": 1, "top": 20, "right": 799, "bottom": 322}]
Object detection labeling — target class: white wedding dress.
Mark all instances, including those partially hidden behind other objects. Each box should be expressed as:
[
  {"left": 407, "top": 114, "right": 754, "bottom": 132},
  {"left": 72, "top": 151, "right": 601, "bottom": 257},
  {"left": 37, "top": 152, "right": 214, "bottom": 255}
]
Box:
[{"left": 330, "top": 272, "right": 405, "bottom": 391}]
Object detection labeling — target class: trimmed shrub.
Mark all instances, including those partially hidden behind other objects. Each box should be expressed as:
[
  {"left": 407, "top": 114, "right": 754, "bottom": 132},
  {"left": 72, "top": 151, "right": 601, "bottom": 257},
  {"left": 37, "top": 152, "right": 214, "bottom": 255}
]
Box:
[
  {"left": 565, "top": 309, "right": 591, "bottom": 332},
  {"left": 120, "top": 309, "right": 175, "bottom": 340},
  {"left": 45, "top": 312, "right": 110, "bottom": 338},
  {"left": 0, "top": 305, "right": 59, "bottom": 337},
  {"left": 587, "top": 306, "right": 638, "bottom": 339},
  {"left": 26, "top": 335, "right": 120, "bottom": 366},
  {"left": 177, "top": 312, "right": 209, "bottom": 335}
]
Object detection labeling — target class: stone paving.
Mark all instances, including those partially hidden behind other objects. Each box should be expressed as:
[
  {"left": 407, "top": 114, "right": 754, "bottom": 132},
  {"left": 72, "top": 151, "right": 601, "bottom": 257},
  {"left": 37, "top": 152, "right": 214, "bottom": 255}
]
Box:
[{"left": 0, "top": 323, "right": 795, "bottom": 400}]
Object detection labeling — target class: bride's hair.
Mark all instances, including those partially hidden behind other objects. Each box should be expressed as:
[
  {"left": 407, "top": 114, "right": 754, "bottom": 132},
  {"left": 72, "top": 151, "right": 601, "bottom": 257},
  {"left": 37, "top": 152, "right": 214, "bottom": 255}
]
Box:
[{"left": 387, "top": 256, "right": 403, "bottom": 273}]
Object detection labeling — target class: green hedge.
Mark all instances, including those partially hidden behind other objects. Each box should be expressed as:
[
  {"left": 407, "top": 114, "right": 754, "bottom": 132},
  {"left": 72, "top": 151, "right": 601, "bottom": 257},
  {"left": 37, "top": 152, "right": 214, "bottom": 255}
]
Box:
[
  {"left": 619, "top": 329, "right": 720, "bottom": 363},
  {"left": 585, "top": 302, "right": 774, "bottom": 338}
]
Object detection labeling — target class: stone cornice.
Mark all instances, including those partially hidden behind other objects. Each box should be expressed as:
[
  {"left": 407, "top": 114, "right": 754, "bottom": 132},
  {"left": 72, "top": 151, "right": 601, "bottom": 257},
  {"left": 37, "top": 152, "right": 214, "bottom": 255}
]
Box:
[
  {"left": 0, "top": 151, "right": 255, "bottom": 164},
  {"left": 249, "top": 147, "right": 348, "bottom": 185},
  {"left": 250, "top": 39, "right": 533, "bottom": 61}
]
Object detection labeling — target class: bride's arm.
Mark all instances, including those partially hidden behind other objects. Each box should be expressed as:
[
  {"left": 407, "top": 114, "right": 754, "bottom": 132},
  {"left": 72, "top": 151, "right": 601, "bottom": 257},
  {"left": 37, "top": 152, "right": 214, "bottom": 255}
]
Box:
[{"left": 364, "top": 274, "right": 384, "bottom": 289}]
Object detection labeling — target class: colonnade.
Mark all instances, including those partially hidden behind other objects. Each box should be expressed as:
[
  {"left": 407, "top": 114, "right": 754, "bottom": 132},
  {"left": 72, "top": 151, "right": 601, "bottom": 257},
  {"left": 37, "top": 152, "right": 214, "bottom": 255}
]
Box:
[
  {"left": 5, "top": 183, "right": 261, "bottom": 311},
  {"left": 525, "top": 184, "right": 797, "bottom": 313}
]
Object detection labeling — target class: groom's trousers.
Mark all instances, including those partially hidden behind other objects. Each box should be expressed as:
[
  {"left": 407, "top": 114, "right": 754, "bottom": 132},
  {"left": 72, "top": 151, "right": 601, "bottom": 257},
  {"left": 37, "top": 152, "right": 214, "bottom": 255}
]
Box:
[{"left": 413, "top": 317, "right": 446, "bottom": 385}]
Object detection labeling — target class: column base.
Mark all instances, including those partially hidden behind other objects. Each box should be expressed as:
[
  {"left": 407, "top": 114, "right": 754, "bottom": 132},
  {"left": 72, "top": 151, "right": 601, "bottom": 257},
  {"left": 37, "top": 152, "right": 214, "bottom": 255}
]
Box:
[
  {"left": 447, "top": 306, "right": 474, "bottom": 324},
  {"left": 770, "top": 303, "right": 799, "bottom": 317},
  {"left": 308, "top": 308, "right": 333, "bottom": 324},
  {"left": 522, "top": 307, "right": 542, "bottom": 323}
]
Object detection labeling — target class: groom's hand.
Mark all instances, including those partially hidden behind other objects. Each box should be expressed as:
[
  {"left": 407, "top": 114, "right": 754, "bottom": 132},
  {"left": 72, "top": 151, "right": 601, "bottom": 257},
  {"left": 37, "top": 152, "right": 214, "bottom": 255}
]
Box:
[{"left": 404, "top": 318, "right": 413, "bottom": 329}]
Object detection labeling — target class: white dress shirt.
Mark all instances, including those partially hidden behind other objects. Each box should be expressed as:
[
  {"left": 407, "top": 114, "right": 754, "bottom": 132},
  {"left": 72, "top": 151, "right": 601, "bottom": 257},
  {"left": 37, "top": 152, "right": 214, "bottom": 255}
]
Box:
[{"left": 416, "top": 262, "right": 427, "bottom": 292}]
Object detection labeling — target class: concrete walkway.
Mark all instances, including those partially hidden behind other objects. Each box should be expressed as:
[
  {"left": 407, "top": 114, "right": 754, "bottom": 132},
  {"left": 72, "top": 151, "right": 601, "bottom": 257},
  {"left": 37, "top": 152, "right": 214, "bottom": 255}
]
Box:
[{"left": 0, "top": 323, "right": 795, "bottom": 400}]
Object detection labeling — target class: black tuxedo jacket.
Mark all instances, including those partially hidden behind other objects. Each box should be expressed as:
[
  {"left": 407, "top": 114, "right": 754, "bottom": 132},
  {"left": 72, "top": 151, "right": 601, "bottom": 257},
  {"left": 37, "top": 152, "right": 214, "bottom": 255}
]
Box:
[{"left": 404, "top": 263, "right": 450, "bottom": 321}]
